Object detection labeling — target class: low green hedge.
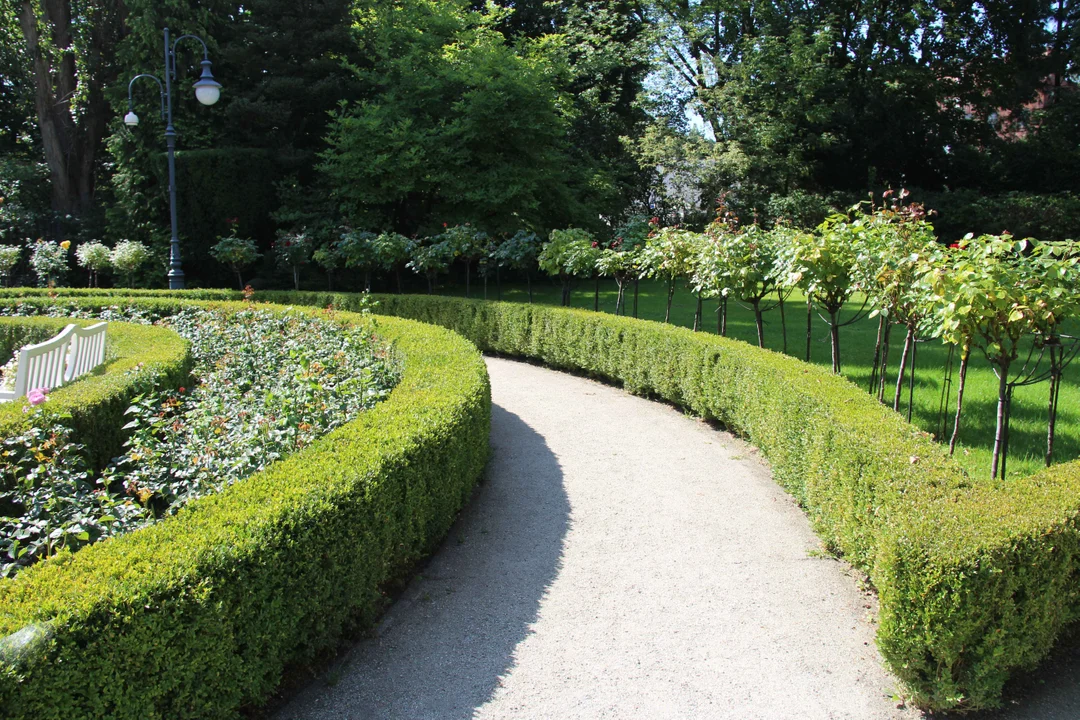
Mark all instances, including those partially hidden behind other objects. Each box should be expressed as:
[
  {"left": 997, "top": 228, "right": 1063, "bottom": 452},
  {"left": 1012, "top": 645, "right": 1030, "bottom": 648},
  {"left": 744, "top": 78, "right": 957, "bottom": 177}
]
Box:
[
  {"left": 0, "top": 288, "right": 241, "bottom": 300},
  {"left": 256, "top": 290, "right": 1080, "bottom": 712},
  {"left": 0, "top": 317, "right": 192, "bottom": 472},
  {"left": 0, "top": 298, "right": 490, "bottom": 719}
]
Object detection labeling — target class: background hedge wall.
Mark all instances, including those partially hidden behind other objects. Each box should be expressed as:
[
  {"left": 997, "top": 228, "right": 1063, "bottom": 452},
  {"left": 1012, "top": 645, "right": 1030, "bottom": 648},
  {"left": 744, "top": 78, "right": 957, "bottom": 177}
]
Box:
[
  {"left": 255, "top": 290, "right": 1080, "bottom": 712},
  {"left": 0, "top": 298, "right": 490, "bottom": 719},
  {"left": 0, "top": 317, "right": 192, "bottom": 472}
]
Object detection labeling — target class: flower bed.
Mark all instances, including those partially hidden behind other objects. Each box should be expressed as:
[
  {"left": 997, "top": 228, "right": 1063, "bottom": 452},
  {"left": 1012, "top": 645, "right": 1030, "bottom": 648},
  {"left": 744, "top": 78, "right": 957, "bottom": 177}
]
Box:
[
  {"left": 0, "top": 298, "right": 490, "bottom": 720},
  {"left": 258, "top": 290, "right": 1080, "bottom": 712},
  {"left": 0, "top": 308, "right": 400, "bottom": 578}
]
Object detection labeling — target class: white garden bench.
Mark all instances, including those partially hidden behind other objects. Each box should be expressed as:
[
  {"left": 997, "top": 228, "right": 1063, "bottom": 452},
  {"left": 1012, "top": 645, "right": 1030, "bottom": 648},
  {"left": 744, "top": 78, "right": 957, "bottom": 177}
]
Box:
[{"left": 0, "top": 322, "right": 108, "bottom": 402}]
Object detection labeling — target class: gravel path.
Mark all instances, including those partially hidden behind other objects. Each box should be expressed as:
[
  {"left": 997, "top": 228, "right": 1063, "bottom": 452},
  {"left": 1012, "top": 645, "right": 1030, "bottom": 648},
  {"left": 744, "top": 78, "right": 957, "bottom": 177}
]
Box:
[{"left": 271, "top": 357, "right": 928, "bottom": 719}]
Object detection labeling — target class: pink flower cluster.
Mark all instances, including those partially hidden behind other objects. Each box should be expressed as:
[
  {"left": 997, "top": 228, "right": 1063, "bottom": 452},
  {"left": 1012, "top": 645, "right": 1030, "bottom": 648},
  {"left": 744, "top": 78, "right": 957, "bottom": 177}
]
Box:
[{"left": 27, "top": 387, "right": 47, "bottom": 406}]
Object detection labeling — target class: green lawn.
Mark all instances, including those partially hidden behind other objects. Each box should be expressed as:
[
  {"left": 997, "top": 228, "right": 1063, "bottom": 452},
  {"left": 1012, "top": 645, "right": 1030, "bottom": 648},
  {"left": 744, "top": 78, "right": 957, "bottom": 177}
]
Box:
[{"left": 450, "top": 275, "right": 1079, "bottom": 480}]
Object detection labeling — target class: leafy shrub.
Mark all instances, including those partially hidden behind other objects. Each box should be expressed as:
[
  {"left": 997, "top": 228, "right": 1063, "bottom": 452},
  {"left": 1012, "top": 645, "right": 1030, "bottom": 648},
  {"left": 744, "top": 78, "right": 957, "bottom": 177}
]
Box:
[
  {"left": 28, "top": 241, "right": 68, "bottom": 287},
  {"left": 263, "top": 290, "right": 1080, "bottom": 712},
  {"left": 210, "top": 230, "right": 262, "bottom": 290},
  {"left": 109, "top": 241, "right": 151, "bottom": 288},
  {"left": 0, "top": 246, "right": 20, "bottom": 286},
  {"left": 74, "top": 242, "right": 110, "bottom": 287},
  {"left": 0, "top": 298, "right": 489, "bottom": 720}
]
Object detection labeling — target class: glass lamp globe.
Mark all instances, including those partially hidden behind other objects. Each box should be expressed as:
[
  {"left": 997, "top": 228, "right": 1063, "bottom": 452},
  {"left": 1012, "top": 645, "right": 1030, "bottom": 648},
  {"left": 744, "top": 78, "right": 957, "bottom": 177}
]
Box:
[
  {"left": 124, "top": 111, "right": 140, "bottom": 127},
  {"left": 193, "top": 60, "right": 222, "bottom": 106}
]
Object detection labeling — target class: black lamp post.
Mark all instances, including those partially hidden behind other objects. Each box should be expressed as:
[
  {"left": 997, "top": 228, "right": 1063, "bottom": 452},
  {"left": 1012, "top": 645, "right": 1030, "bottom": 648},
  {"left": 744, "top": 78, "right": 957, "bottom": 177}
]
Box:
[{"left": 125, "top": 28, "right": 223, "bottom": 290}]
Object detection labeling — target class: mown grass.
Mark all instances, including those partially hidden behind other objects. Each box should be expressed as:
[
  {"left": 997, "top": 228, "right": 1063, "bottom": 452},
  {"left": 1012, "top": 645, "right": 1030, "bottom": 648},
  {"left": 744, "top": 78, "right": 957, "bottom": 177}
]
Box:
[{"left": 444, "top": 275, "right": 1079, "bottom": 479}]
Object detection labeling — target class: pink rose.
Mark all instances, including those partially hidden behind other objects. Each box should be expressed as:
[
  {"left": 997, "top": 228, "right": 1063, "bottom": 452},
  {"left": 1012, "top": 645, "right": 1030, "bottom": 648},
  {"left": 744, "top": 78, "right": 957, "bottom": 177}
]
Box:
[{"left": 27, "top": 388, "right": 47, "bottom": 406}]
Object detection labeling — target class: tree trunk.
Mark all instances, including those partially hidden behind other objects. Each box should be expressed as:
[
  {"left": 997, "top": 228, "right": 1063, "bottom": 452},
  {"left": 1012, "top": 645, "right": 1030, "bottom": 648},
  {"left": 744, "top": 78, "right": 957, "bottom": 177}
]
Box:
[
  {"left": 19, "top": 0, "right": 114, "bottom": 218},
  {"left": 633, "top": 277, "right": 639, "bottom": 318},
  {"left": 991, "top": 362, "right": 1012, "bottom": 479},
  {"left": 949, "top": 347, "right": 970, "bottom": 455},
  {"left": 465, "top": 262, "right": 471, "bottom": 298},
  {"left": 665, "top": 279, "right": 675, "bottom": 323},
  {"left": 721, "top": 296, "right": 728, "bottom": 336},
  {"left": 364, "top": 271, "right": 371, "bottom": 293},
  {"left": 526, "top": 273, "right": 532, "bottom": 303},
  {"left": 496, "top": 267, "right": 502, "bottom": 301},
  {"left": 396, "top": 268, "right": 402, "bottom": 294},
  {"left": 236, "top": 270, "right": 244, "bottom": 291},
  {"left": 293, "top": 266, "right": 300, "bottom": 291},
  {"left": 829, "top": 310, "right": 841, "bottom": 373},
  {"left": 805, "top": 298, "right": 812, "bottom": 362},
  {"left": 893, "top": 327, "right": 914, "bottom": 412},
  {"left": 327, "top": 270, "right": 334, "bottom": 292},
  {"left": 594, "top": 275, "right": 599, "bottom": 312},
  {"left": 483, "top": 272, "right": 488, "bottom": 300},
  {"left": 693, "top": 293, "right": 702, "bottom": 331}
]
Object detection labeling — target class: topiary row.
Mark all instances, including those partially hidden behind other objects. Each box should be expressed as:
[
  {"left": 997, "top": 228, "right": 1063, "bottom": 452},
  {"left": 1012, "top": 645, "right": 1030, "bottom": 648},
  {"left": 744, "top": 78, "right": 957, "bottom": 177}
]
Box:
[
  {"left": 0, "top": 298, "right": 491, "bottom": 720},
  {"left": 0, "top": 316, "right": 192, "bottom": 473},
  {"left": 258, "top": 290, "right": 1080, "bottom": 712}
]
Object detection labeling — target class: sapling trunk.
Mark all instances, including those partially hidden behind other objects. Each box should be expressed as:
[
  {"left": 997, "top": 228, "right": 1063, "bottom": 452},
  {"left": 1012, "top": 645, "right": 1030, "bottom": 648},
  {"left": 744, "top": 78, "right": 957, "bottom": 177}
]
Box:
[
  {"left": 829, "top": 310, "right": 841, "bottom": 373},
  {"left": 293, "top": 266, "right": 300, "bottom": 291},
  {"left": 869, "top": 314, "right": 885, "bottom": 394},
  {"left": 991, "top": 362, "right": 1012, "bottom": 479},
  {"left": 465, "top": 263, "right": 471, "bottom": 298},
  {"left": 665, "top": 279, "right": 675, "bottom": 323},
  {"left": 949, "top": 347, "right": 970, "bottom": 455},
  {"left": 878, "top": 322, "right": 893, "bottom": 403},
  {"left": 717, "top": 299, "right": 723, "bottom": 334},
  {"left": 893, "top": 326, "right": 914, "bottom": 412},
  {"left": 753, "top": 301, "right": 764, "bottom": 348},
  {"left": 594, "top": 275, "right": 599, "bottom": 311},
  {"left": 364, "top": 271, "right": 371, "bottom": 293},
  {"left": 497, "top": 267, "right": 502, "bottom": 301},
  {"left": 805, "top": 298, "right": 812, "bottom": 362},
  {"left": 633, "top": 278, "right": 639, "bottom": 318},
  {"left": 721, "top": 296, "right": 728, "bottom": 336},
  {"left": 327, "top": 270, "right": 334, "bottom": 292},
  {"left": 694, "top": 293, "right": 703, "bottom": 332},
  {"left": 907, "top": 338, "right": 917, "bottom": 423},
  {"left": 526, "top": 273, "right": 532, "bottom": 303},
  {"left": 1047, "top": 344, "right": 1062, "bottom": 467},
  {"left": 779, "top": 294, "right": 787, "bottom": 354},
  {"left": 483, "top": 273, "right": 488, "bottom": 300},
  {"left": 396, "top": 268, "right": 402, "bottom": 294},
  {"left": 427, "top": 274, "right": 433, "bottom": 295},
  {"left": 236, "top": 270, "right": 244, "bottom": 291}
]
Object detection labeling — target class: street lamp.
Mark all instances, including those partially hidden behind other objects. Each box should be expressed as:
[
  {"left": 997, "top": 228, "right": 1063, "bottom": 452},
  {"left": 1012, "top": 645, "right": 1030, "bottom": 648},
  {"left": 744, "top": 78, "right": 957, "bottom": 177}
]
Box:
[{"left": 125, "top": 28, "right": 223, "bottom": 290}]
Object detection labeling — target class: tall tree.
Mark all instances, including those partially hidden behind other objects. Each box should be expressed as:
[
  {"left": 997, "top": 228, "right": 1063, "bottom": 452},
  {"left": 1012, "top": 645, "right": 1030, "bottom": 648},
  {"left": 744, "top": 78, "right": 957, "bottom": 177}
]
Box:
[{"left": 12, "top": 0, "right": 126, "bottom": 217}]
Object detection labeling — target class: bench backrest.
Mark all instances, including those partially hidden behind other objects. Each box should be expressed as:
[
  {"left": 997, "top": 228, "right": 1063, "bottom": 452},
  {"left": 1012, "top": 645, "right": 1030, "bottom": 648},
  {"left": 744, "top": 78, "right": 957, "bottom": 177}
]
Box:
[
  {"left": 13, "top": 324, "right": 79, "bottom": 397},
  {"left": 65, "top": 322, "right": 107, "bottom": 383}
]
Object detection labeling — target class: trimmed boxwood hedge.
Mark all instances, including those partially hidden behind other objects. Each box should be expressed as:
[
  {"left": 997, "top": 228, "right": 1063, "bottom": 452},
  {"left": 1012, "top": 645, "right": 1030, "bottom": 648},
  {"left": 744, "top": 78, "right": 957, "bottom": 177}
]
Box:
[
  {"left": 0, "top": 317, "right": 192, "bottom": 472},
  {"left": 0, "top": 298, "right": 490, "bottom": 720},
  {"left": 256, "top": 290, "right": 1080, "bottom": 712}
]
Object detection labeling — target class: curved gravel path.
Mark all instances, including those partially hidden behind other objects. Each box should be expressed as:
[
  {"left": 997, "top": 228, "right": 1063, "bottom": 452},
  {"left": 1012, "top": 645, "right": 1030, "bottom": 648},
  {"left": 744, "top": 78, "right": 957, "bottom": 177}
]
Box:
[{"left": 272, "top": 357, "right": 926, "bottom": 719}]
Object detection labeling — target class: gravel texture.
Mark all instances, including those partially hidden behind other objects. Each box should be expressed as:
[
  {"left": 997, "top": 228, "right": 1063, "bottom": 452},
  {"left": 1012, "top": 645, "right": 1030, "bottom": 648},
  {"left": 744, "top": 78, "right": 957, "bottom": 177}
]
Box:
[{"left": 272, "top": 357, "right": 1067, "bottom": 720}]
